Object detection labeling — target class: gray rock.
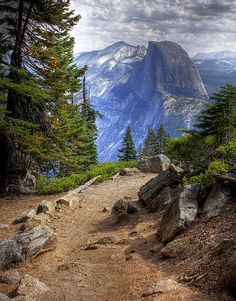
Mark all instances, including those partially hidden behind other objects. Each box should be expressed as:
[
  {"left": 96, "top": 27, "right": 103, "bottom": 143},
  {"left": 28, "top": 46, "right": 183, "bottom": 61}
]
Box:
[
  {"left": 119, "top": 168, "right": 140, "bottom": 176},
  {"left": 116, "top": 212, "right": 131, "bottom": 224},
  {"left": 203, "top": 182, "right": 230, "bottom": 218},
  {"left": 158, "top": 184, "right": 200, "bottom": 243},
  {"left": 226, "top": 251, "right": 236, "bottom": 289},
  {"left": 56, "top": 198, "right": 79, "bottom": 208},
  {"left": 0, "top": 225, "right": 56, "bottom": 269},
  {"left": 160, "top": 238, "right": 186, "bottom": 258},
  {"left": 138, "top": 154, "right": 171, "bottom": 173},
  {"left": 14, "top": 209, "right": 36, "bottom": 224},
  {"left": 147, "top": 186, "right": 173, "bottom": 213},
  {"left": 17, "top": 274, "right": 49, "bottom": 298},
  {"left": 36, "top": 200, "right": 56, "bottom": 215},
  {"left": 0, "top": 269, "right": 21, "bottom": 284},
  {"left": 94, "top": 236, "right": 117, "bottom": 245},
  {"left": 127, "top": 201, "right": 140, "bottom": 214},
  {"left": 85, "top": 244, "right": 98, "bottom": 250},
  {"left": 112, "top": 199, "right": 128, "bottom": 213},
  {"left": 138, "top": 167, "right": 181, "bottom": 206},
  {"left": 0, "top": 293, "right": 10, "bottom": 301}
]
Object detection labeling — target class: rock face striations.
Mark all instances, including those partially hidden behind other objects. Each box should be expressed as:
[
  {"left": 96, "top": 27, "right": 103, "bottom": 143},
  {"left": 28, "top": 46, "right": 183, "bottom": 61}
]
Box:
[{"left": 75, "top": 41, "right": 208, "bottom": 161}]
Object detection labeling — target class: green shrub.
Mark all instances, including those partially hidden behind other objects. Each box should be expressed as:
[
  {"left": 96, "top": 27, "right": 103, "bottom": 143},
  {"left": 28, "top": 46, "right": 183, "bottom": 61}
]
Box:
[
  {"left": 183, "top": 160, "right": 230, "bottom": 185},
  {"left": 36, "top": 160, "right": 137, "bottom": 194}
]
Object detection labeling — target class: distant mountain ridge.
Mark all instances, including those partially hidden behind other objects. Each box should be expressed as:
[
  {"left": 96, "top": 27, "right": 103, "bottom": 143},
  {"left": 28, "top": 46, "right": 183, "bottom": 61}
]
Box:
[
  {"left": 75, "top": 41, "right": 208, "bottom": 161},
  {"left": 193, "top": 50, "right": 236, "bottom": 96}
]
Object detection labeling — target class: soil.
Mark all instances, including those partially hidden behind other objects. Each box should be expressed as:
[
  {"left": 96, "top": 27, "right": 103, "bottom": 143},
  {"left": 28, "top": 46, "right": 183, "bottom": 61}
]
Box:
[{"left": 0, "top": 173, "right": 235, "bottom": 301}]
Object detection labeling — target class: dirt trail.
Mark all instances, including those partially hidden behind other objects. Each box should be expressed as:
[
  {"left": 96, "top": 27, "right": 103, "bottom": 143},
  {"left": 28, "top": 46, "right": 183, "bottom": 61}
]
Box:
[{"left": 0, "top": 174, "right": 215, "bottom": 301}]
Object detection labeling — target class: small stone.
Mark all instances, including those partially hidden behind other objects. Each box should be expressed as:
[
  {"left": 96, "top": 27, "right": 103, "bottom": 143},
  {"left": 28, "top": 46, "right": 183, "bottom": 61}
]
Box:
[
  {"left": 125, "top": 254, "right": 133, "bottom": 261},
  {"left": 142, "top": 279, "right": 182, "bottom": 297},
  {"left": 17, "top": 274, "right": 49, "bottom": 298},
  {"left": 169, "top": 164, "right": 184, "bottom": 174},
  {"left": 94, "top": 236, "right": 117, "bottom": 245},
  {"left": 102, "top": 207, "right": 109, "bottom": 213},
  {"left": 128, "top": 231, "right": 138, "bottom": 237},
  {"left": 119, "top": 168, "right": 140, "bottom": 176},
  {"left": 127, "top": 201, "right": 140, "bottom": 214},
  {"left": 85, "top": 244, "right": 98, "bottom": 250},
  {"left": 160, "top": 238, "right": 186, "bottom": 258},
  {"left": 116, "top": 239, "right": 131, "bottom": 245},
  {"left": 1, "top": 269, "right": 21, "bottom": 284},
  {"left": 116, "top": 212, "right": 130, "bottom": 224},
  {"left": 14, "top": 209, "right": 36, "bottom": 224},
  {"left": 36, "top": 200, "right": 56, "bottom": 215},
  {"left": 0, "top": 224, "right": 10, "bottom": 231},
  {"left": 113, "top": 199, "right": 128, "bottom": 213}
]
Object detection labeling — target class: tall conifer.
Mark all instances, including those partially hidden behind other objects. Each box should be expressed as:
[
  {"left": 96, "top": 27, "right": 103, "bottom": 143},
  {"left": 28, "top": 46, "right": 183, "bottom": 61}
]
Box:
[{"left": 118, "top": 126, "right": 136, "bottom": 161}]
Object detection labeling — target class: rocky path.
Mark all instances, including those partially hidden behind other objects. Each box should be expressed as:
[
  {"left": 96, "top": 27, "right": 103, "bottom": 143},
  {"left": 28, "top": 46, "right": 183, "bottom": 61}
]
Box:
[{"left": 0, "top": 174, "right": 215, "bottom": 301}]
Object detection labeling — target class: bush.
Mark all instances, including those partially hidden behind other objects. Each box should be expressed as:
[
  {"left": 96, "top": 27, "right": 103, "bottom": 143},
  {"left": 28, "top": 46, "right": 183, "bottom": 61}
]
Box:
[
  {"left": 166, "top": 134, "right": 215, "bottom": 172},
  {"left": 183, "top": 160, "right": 230, "bottom": 186},
  {"left": 36, "top": 160, "right": 137, "bottom": 194}
]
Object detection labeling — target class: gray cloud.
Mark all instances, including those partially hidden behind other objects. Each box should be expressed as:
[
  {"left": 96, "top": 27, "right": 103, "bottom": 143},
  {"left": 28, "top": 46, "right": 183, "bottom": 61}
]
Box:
[{"left": 70, "top": 0, "right": 236, "bottom": 56}]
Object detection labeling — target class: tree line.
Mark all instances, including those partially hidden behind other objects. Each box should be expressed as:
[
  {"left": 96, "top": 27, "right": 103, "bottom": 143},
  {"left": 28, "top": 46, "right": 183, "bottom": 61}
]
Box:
[
  {"left": 118, "top": 124, "right": 169, "bottom": 161},
  {"left": 0, "top": 0, "right": 97, "bottom": 193}
]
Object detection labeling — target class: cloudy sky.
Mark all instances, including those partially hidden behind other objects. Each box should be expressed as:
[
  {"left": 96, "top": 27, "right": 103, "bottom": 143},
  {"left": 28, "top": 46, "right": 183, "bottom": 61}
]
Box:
[{"left": 70, "top": 0, "right": 236, "bottom": 56}]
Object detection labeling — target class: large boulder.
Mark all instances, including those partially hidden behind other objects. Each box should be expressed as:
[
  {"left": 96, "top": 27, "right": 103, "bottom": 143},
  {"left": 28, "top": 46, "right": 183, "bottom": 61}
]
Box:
[
  {"left": 226, "top": 251, "right": 236, "bottom": 290},
  {"left": 138, "top": 165, "right": 182, "bottom": 207},
  {"left": 119, "top": 168, "right": 140, "bottom": 176},
  {"left": 158, "top": 184, "right": 200, "bottom": 243},
  {"left": 138, "top": 154, "right": 171, "bottom": 173},
  {"left": 203, "top": 182, "right": 230, "bottom": 218},
  {"left": 0, "top": 225, "right": 56, "bottom": 269}
]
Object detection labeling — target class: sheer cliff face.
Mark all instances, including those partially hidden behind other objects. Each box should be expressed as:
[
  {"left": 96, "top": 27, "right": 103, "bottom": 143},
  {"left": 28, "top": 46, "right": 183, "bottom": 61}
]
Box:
[
  {"left": 136, "top": 41, "right": 207, "bottom": 98},
  {"left": 75, "top": 41, "right": 208, "bottom": 162}
]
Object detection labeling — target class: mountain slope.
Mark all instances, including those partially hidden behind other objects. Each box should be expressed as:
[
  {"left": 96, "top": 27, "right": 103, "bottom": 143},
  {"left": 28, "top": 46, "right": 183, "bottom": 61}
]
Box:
[{"left": 76, "top": 41, "right": 208, "bottom": 161}]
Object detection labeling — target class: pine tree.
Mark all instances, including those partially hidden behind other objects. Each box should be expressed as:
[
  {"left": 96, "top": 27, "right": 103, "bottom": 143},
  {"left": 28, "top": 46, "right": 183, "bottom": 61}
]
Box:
[
  {"left": 156, "top": 124, "right": 168, "bottom": 154},
  {"left": 0, "top": 0, "right": 87, "bottom": 191},
  {"left": 142, "top": 127, "right": 158, "bottom": 157},
  {"left": 118, "top": 126, "right": 136, "bottom": 161},
  {"left": 80, "top": 77, "right": 98, "bottom": 165},
  {"left": 195, "top": 84, "right": 236, "bottom": 145}
]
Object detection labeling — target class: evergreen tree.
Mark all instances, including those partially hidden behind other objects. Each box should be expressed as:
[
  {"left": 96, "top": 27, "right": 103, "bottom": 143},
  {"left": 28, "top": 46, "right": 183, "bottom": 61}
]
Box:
[
  {"left": 195, "top": 84, "right": 236, "bottom": 145},
  {"left": 156, "top": 124, "right": 168, "bottom": 154},
  {"left": 118, "top": 126, "right": 136, "bottom": 161},
  {"left": 80, "top": 77, "right": 98, "bottom": 165},
  {"left": 142, "top": 127, "right": 158, "bottom": 157},
  {"left": 0, "top": 0, "right": 87, "bottom": 191}
]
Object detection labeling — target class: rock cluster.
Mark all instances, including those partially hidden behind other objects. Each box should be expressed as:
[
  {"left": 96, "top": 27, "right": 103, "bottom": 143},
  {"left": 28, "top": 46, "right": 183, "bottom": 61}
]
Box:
[{"left": 138, "top": 156, "right": 236, "bottom": 291}]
